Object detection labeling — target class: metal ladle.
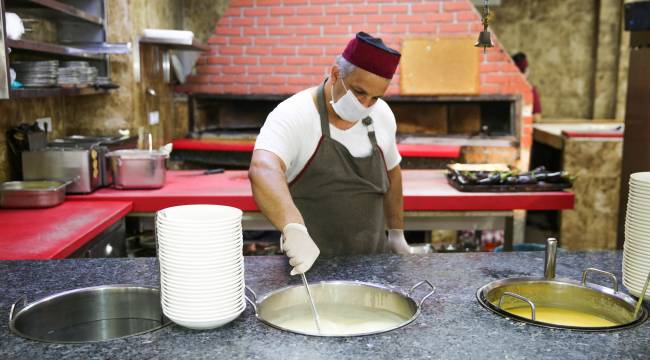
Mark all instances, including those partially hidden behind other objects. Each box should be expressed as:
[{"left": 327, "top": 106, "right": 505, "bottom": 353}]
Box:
[
  {"left": 633, "top": 270, "right": 650, "bottom": 319},
  {"left": 300, "top": 273, "right": 322, "bottom": 334}
]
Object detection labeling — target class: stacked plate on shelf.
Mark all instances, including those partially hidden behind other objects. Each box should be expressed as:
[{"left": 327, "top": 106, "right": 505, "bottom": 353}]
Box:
[
  {"left": 156, "top": 204, "right": 245, "bottom": 330},
  {"left": 622, "top": 172, "right": 650, "bottom": 299},
  {"left": 58, "top": 61, "right": 98, "bottom": 87},
  {"left": 13, "top": 60, "right": 58, "bottom": 88}
]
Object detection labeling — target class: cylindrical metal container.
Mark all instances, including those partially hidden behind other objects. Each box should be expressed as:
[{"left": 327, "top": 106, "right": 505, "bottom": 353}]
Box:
[
  {"left": 9, "top": 285, "right": 170, "bottom": 343},
  {"left": 0, "top": 180, "right": 67, "bottom": 208},
  {"left": 476, "top": 268, "right": 648, "bottom": 331},
  {"left": 245, "top": 280, "right": 435, "bottom": 337},
  {"left": 106, "top": 149, "right": 167, "bottom": 189}
]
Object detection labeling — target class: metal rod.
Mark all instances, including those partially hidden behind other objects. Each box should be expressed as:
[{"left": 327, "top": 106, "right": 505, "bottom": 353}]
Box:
[
  {"left": 300, "top": 273, "right": 322, "bottom": 334},
  {"left": 544, "top": 238, "right": 557, "bottom": 279},
  {"left": 634, "top": 271, "right": 650, "bottom": 319}
]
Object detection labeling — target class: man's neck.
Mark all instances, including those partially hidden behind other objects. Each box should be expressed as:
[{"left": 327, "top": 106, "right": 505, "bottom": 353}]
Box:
[{"left": 323, "top": 78, "right": 357, "bottom": 131}]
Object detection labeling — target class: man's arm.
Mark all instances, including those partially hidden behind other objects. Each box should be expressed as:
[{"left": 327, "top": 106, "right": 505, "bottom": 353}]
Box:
[
  {"left": 384, "top": 164, "right": 404, "bottom": 229},
  {"left": 248, "top": 149, "right": 304, "bottom": 230},
  {"left": 384, "top": 165, "right": 410, "bottom": 254}
]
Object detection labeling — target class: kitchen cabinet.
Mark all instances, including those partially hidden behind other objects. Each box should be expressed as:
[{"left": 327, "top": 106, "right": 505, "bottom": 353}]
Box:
[{"left": 0, "top": 0, "right": 130, "bottom": 99}]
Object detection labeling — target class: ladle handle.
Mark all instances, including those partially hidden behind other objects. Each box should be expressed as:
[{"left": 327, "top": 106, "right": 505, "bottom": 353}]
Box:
[
  {"left": 9, "top": 296, "right": 27, "bottom": 322},
  {"left": 498, "top": 292, "right": 536, "bottom": 321},
  {"left": 409, "top": 280, "right": 436, "bottom": 307},
  {"left": 244, "top": 286, "right": 258, "bottom": 313},
  {"left": 581, "top": 268, "right": 619, "bottom": 292}
]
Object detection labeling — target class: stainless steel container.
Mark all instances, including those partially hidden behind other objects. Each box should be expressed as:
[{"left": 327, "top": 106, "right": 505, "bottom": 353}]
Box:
[
  {"left": 9, "top": 285, "right": 170, "bottom": 343},
  {"left": 245, "top": 280, "right": 435, "bottom": 337},
  {"left": 0, "top": 180, "right": 68, "bottom": 208},
  {"left": 106, "top": 150, "right": 167, "bottom": 189},
  {"left": 22, "top": 146, "right": 102, "bottom": 194},
  {"left": 476, "top": 238, "right": 648, "bottom": 331}
]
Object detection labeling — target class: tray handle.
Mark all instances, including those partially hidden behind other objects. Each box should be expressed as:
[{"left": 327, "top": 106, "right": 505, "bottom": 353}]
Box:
[
  {"left": 498, "top": 292, "right": 536, "bottom": 321},
  {"left": 581, "top": 268, "right": 618, "bottom": 292},
  {"left": 409, "top": 280, "right": 436, "bottom": 307},
  {"left": 244, "top": 286, "right": 257, "bottom": 313},
  {"left": 9, "top": 296, "right": 27, "bottom": 322}
]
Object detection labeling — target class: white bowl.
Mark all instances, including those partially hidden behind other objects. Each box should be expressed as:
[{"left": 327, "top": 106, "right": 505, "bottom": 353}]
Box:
[
  {"left": 631, "top": 172, "right": 650, "bottom": 184},
  {"left": 165, "top": 308, "right": 243, "bottom": 330},
  {"left": 157, "top": 237, "right": 243, "bottom": 250},
  {"left": 158, "top": 204, "right": 242, "bottom": 222},
  {"left": 156, "top": 227, "right": 242, "bottom": 239},
  {"left": 162, "top": 293, "right": 244, "bottom": 308},
  {"left": 624, "top": 243, "right": 650, "bottom": 257},
  {"left": 161, "top": 292, "right": 244, "bottom": 308},
  {"left": 156, "top": 221, "right": 242, "bottom": 234},
  {"left": 158, "top": 247, "right": 244, "bottom": 267},
  {"left": 157, "top": 245, "right": 243, "bottom": 257},
  {"left": 163, "top": 298, "right": 246, "bottom": 317}
]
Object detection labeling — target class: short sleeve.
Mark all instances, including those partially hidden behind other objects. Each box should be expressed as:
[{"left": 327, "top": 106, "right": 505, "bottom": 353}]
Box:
[
  {"left": 254, "top": 105, "right": 300, "bottom": 171},
  {"left": 378, "top": 102, "right": 401, "bottom": 170}
]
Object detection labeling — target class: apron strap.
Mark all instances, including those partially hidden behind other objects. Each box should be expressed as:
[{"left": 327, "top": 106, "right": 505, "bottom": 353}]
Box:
[
  {"left": 363, "top": 116, "right": 379, "bottom": 147},
  {"left": 316, "top": 80, "right": 330, "bottom": 137}
]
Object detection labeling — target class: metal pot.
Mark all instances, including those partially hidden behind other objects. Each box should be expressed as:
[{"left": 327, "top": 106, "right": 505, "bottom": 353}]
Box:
[
  {"left": 245, "top": 280, "right": 435, "bottom": 337},
  {"left": 9, "top": 285, "right": 170, "bottom": 343},
  {"left": 106, "top": 149, "right": 167, "bottom": 189},
  {"left": 476, "top": 238, "right": 648, "bottom": 331}
]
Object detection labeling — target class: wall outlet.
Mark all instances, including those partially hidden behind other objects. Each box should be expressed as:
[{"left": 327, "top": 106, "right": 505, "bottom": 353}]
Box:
[
  {"left": 148, "top": 111, "right": 160, "bottom": 125},
  {"left": 36, "top": 117, "right": 52, "bottom": 132}
]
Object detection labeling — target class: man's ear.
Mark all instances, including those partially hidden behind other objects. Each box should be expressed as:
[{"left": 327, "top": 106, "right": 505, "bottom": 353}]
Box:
[{"left": 330, "top": 65, "right": 339, "bottom": 83}]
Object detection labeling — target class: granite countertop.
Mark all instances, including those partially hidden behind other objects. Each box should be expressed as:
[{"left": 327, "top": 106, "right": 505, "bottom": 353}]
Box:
[{"left": 1, "top": 252, "right": 648, "bottom": 359}]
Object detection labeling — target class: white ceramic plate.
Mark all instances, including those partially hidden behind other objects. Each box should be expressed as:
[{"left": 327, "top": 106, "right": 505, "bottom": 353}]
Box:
[
  {"left": 158, "top": 204, "right": 242, "bottom": 223},
  {"left": 162, "top": 298, "right": 246, "bottom": 317},
  {"left": 630, "top": 172, "right": 650, "bottom": 184},
  {"left": 157, "top": 242, "right": 243, "bottom": 256},
  {"left": 157, "top": 237, "right": 243, "bottom": 250},
  {"left": 165, "top": 308, "right": 244, "bottom": 330}
]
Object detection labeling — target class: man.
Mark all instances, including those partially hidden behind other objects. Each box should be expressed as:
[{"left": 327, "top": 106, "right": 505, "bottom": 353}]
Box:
[
  {"left": 512, "top": 52, "right": 542, "bottom": 122},
  {"left": 249, "top": 32, "right": 410, "bottom": 276}
]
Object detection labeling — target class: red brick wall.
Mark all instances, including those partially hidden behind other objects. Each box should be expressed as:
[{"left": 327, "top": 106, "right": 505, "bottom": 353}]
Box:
[{"left": 178, "top": 0, "right": 533, "bottom": 153}]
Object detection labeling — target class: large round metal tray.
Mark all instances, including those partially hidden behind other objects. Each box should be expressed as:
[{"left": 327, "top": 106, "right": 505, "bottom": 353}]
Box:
[
  {"left": 9, "top": 285, "right": 170, "bottom": 343},
  {"left": 246, "top": 280, "right": 435, "bottom": 337},
  {"left": 476, "top": 269, "right": 648, "bottom": 331}
]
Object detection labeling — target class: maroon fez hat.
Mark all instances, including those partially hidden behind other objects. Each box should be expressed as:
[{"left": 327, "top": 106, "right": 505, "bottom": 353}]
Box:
[{"left": 342, "top": 32, "right": 401, "bottom": 79}]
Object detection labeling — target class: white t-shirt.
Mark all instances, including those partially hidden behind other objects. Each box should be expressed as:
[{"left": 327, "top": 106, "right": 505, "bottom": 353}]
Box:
[{"left": 254, "top": 88, "right": 401, "bottom": 183}]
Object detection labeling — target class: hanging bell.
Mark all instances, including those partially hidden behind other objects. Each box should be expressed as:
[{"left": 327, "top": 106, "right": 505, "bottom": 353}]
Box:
[{"left": 475, "top": 30, "right": 494, "bottom": 49}]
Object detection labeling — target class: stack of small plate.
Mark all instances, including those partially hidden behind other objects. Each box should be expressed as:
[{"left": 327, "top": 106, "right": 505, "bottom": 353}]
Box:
[
  {"left": 622, "top": 172, "right": 650, "bottom": 299},
  {"left": 58, "top": 61, "right": 98, "bottom": 87},
  {"left": 13, "top": 60, "right": 58, "bottom": 87},
  {"left": 156, "top": 204, "right": 245, "bottom": 330}
]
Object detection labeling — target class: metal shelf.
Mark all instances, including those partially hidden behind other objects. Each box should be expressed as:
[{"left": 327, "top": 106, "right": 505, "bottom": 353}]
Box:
[
  {"left": 139, "top": 37, "right": 209, "bottom": 52},
  {"left": 5, "top": 0, "right": 102, "bottom": 25},
  {"left": 10, "top": 86, "right": 114, "bottom": 98},
  {"left": 7, "top": 38, "right": 105, "bottom": 59}
]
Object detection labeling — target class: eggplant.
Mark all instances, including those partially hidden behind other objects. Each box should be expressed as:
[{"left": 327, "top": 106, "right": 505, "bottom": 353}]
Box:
[
  {"left": 478, "top": 173, "right": 501, "bottom": 185},
  {"left": 516, "top": 175, "right": 536, "bottom": 184}
]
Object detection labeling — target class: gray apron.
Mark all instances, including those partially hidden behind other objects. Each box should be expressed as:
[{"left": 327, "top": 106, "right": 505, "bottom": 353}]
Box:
[{"left": 289, "top": 81, "right": 390, "bottom": 256}]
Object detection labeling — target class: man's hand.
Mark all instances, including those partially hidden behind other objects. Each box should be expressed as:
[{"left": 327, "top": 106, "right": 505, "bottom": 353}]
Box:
[
  {"left": 388, "top": 229, "right": 411, "bottom": 254},
  {"left": 282, "top": 223, "right": 320, "bottom": 275}
]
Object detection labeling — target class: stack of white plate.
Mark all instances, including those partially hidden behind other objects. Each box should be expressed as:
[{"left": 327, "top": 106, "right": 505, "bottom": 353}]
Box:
[
  {"left": 156, "top": 204, "right": 245, "bottom": 330},
  {"left": 622, "top": 172, "right": 650, "bottom": 299}
]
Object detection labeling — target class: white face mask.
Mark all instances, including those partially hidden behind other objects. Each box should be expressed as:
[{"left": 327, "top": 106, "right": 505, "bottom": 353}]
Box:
[{"left": 330, "top": 78, "right": 373, "bottom": 123}]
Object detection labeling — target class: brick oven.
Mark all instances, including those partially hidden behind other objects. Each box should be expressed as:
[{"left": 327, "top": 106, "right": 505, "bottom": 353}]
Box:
[{"left": 176, "top": 0, "right": 533, "bottom": 170}]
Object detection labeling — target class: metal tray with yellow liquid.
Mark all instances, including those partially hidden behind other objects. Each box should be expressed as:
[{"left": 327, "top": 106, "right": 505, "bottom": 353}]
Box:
[{"left": 477, "top": 238, "right": 647, "bottom": 331}]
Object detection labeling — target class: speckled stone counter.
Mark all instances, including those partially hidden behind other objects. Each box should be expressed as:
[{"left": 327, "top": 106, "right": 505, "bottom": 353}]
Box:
[{"left": 0, "top": 252, "right": 648, "bottom": 359}]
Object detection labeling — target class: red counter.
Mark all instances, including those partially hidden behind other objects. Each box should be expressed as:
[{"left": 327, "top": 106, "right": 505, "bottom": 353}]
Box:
[
  {"left": 68, "top": 170, "right": 574, "bottom": 213},
  {"left": 171, "top": 138, "right": 462, "bottom": 159},
  {"left": 0, "top": 201, "right": 132, "bottom": 260}
]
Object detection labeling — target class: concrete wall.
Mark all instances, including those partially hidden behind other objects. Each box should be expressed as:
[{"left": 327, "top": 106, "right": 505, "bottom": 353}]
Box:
[{"left": 488, "top": 0, "right": 629, "bottom": 120}]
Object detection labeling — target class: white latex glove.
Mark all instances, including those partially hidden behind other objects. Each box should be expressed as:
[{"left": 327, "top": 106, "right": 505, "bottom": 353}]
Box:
[
  {"left": 281, "top": 223, "right": 320, "bottom": 275},
  {"left": 388, "top": 229, "right": 411, "bottom": 254}
]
